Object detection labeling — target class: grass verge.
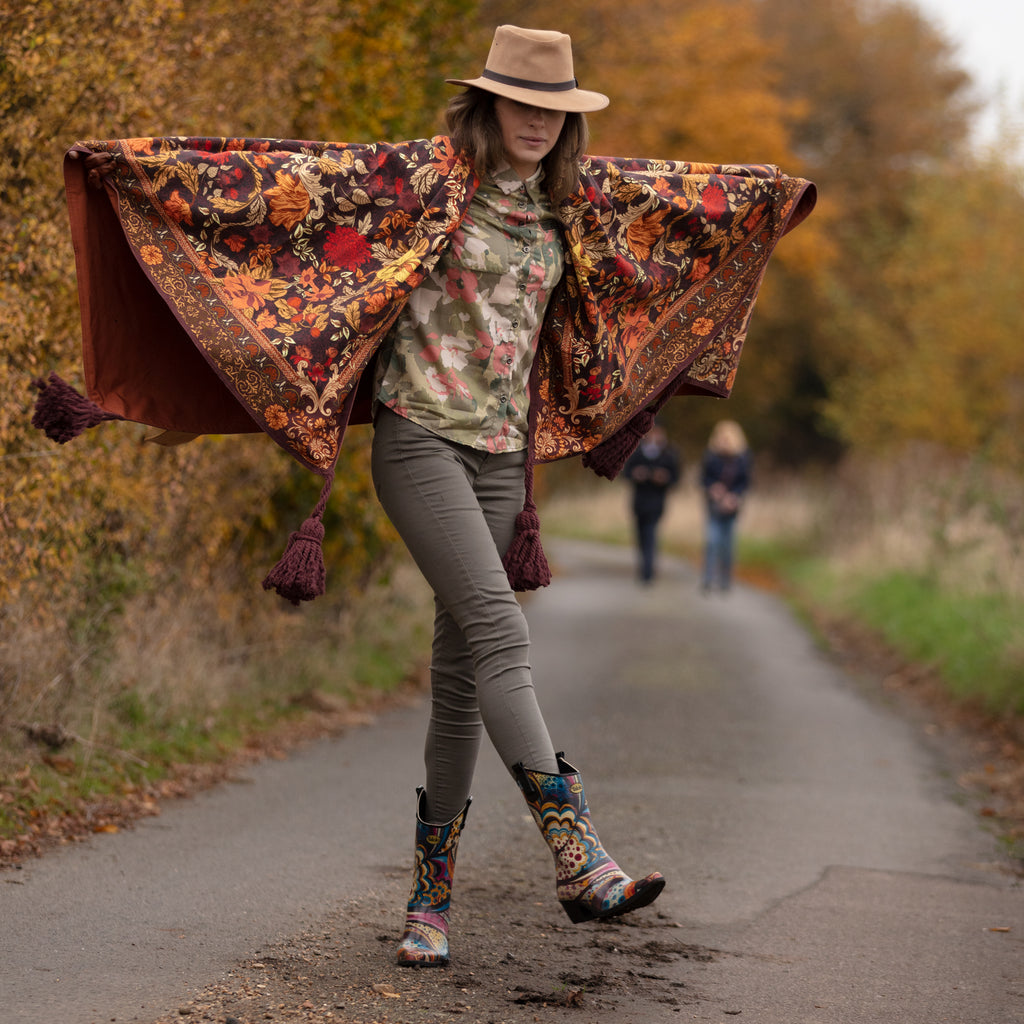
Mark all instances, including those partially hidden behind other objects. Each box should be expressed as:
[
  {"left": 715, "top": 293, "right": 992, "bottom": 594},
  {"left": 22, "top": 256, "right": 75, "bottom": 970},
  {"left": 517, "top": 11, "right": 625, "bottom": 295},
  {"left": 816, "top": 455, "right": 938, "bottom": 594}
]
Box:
[
  {"left": 747, "top": 544, "right": 1024, "bottom": 720},
  {"left": 0, "top": 559, "right": 434, "bottom": 864}
]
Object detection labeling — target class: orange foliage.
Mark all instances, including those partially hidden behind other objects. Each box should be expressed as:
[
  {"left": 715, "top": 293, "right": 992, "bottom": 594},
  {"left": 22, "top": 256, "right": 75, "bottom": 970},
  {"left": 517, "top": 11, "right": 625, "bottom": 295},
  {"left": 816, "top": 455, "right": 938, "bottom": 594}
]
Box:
[
  {"left": 822, "top": 156, "right": 1024, "bottom": 467},
  {"left": 292, "top": 0, "right": 482, "bottom": 143},
  {"left": 482, "top": 0, "right": 801, "bottom": 165},
  {"left": 0, "top": 0, "right": 465, "bottom": 731}
]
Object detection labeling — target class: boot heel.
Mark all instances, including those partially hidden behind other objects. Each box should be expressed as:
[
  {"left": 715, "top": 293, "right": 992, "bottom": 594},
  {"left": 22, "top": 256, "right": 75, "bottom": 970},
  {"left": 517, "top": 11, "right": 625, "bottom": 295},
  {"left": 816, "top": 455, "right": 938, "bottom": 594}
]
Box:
[{"left": 561, "top": 900, "right": 598, "bottom": 924}]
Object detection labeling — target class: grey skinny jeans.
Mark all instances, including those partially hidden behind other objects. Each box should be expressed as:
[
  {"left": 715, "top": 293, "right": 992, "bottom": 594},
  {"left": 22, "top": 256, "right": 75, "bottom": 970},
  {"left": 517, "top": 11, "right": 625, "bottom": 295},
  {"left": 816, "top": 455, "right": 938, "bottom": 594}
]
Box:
[{"left": 371, "top": 407, "right": 559, "bottom": 823}]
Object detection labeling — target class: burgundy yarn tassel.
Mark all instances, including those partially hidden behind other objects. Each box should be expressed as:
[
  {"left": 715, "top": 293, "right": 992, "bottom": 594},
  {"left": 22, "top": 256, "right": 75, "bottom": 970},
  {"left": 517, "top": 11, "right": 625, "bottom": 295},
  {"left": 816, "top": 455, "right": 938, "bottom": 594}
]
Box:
[
  {"left": 31, "top": 372, "right": 123, "bottom": 443},
  {"left": 262, "top": 475, "right": 333, "bottom": 604},
  {"left": 502, "top": 450, "right": 551, "bottom": 592},
  {"left": 581, "top": 407, "right": 656, "bottom": 480}
]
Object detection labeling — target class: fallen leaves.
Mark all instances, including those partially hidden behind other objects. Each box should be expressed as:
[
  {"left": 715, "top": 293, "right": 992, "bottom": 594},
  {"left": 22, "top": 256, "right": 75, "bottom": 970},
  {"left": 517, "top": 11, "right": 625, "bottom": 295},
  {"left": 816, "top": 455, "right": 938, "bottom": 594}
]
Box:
[
  {"left": 0, "top": 685, "right": 419, "bottom": 870},
  {"left": 20, "top": 723, "right": 75, "bottom": 749}
]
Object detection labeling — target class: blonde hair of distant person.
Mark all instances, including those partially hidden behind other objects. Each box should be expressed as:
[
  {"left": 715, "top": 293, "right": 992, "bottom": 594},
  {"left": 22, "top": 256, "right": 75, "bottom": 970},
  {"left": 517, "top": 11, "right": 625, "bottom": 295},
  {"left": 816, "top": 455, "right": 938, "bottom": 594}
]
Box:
[{"left": 709, "top": 420, "right": 748, "bottom": 457}]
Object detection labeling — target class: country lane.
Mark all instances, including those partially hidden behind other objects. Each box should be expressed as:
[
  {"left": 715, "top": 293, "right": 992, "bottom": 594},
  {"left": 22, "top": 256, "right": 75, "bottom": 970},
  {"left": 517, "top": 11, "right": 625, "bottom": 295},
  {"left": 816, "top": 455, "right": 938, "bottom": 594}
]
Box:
[{"left": 2, "top": 538, "right": 1021, "bottom": 1024}]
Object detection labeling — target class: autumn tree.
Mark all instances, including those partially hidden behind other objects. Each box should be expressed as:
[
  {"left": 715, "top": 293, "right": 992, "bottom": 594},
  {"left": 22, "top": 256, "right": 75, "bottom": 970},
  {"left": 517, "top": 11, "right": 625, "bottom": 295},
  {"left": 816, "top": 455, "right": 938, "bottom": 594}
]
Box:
[
  {"left": 771, "top": 0, "right": 974, "bottom": 205},
  {"left": 291, "top": 0, "right": 481, "bottom": 143},
  {"left": 478, "top": 0, "right": 835, "bottom": 457},
  {"left": 0, "top": 0, "right": 470, "bottom": 732},
  {"left": 821, "top": 151, "right": 1024, "bottom": 470},
  {"left": 744, "top": 0, "right": 983, "bottom": 452}
]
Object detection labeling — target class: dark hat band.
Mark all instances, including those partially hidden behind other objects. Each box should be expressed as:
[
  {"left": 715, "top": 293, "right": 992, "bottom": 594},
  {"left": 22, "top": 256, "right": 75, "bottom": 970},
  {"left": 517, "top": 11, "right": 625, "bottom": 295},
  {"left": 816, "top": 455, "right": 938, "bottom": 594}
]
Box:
[{"left": 481, "top": 69, "right": 579, "bottom": 93}]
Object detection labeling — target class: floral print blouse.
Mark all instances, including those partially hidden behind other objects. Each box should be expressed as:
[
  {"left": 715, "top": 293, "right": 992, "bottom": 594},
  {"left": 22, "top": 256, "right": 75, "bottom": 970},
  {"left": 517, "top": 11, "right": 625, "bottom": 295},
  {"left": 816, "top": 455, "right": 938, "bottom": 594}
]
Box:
[{"left": 375, "top": 164, "right": 564, "bottom": 452}]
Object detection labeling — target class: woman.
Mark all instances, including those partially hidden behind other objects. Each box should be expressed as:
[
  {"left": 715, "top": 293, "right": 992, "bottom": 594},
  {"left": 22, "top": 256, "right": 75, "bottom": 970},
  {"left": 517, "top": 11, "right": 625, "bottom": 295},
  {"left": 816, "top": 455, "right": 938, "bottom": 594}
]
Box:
[
  {"left": 39, "top": 24, "right": 814, "bottom": 970},
  {"left": 700, "top": 419, "right": 752, "bottom": 593},
  {"left": 370, "top": 27, "right": 666, "bottom": 967}
]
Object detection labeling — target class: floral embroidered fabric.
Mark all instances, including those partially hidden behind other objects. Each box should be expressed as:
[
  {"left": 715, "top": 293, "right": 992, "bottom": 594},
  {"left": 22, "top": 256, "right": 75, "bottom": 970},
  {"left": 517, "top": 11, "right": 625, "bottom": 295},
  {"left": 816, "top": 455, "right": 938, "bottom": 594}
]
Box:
[{"left": 64, "top": 135, "right": 815, "bottom": 480}]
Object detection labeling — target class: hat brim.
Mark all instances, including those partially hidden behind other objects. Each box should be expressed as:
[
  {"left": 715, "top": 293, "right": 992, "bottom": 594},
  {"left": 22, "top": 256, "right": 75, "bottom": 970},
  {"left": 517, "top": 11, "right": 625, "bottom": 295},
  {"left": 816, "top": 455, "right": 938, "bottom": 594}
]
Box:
[{"left": 445, "top": 77, "right": 609, "bottom": 113}]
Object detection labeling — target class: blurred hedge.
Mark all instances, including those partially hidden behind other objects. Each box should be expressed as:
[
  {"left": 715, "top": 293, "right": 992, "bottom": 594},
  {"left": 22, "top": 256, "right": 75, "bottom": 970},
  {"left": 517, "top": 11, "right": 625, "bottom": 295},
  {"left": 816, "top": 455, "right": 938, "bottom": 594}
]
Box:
[{"left": 0, "top": 0, "right": 474, "bottom": 735}]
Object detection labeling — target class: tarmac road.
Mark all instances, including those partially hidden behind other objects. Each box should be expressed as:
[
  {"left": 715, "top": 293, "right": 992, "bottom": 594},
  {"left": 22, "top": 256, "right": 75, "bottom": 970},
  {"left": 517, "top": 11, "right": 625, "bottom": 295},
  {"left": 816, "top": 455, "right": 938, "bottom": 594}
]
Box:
[{"left": 2, "top": 538, "right": 1022, "bottom": 1024}]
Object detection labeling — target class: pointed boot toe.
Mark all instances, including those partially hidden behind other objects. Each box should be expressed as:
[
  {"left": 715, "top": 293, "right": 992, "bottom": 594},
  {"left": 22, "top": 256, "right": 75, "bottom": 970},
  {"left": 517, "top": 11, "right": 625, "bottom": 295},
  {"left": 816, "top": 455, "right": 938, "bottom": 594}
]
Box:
[{"left": 515, "top": 753, "right": 666, "bottom": 924}]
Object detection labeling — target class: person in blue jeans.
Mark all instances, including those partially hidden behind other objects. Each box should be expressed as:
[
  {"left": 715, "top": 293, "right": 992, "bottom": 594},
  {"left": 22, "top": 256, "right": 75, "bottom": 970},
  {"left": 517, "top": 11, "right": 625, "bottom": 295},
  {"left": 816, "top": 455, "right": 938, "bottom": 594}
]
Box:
[
  {"left": 623, "top": 423, "right": 681, "bottom": 583},
  {"left": 700, "top": 420, "right": 752, "bottom": 593}
]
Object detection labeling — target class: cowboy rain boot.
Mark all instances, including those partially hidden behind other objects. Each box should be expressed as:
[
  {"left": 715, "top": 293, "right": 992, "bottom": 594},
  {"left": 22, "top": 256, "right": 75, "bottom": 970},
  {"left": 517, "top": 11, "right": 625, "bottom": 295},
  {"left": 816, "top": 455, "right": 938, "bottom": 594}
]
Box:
[
  {"left": 514, "top": 753, "right": 665, "bottom": 923},
  {"left": 396, "top": 789, "right": 470, "bottom": 966}
]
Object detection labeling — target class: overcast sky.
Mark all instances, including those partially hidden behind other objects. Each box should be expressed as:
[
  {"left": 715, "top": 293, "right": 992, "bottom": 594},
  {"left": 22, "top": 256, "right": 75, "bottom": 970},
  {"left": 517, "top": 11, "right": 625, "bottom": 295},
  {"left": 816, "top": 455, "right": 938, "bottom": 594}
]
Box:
[{"left": 912, "top": 0, "right": 1024, "bottom": 143}]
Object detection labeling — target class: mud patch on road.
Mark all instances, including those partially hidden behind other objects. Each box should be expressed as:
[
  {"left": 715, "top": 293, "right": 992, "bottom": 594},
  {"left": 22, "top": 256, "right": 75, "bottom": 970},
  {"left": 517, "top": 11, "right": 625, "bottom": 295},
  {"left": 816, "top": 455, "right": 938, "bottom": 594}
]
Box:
[{"left": 154, "top": 891, "right": 719, "bottom": 1024}]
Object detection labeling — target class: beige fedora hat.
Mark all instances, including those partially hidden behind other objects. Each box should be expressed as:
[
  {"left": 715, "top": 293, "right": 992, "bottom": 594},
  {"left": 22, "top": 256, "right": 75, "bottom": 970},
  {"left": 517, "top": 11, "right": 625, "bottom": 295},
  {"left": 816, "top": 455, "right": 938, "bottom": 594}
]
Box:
[{"left": 447, "top": 25, "right": 609, "bottom": 113}]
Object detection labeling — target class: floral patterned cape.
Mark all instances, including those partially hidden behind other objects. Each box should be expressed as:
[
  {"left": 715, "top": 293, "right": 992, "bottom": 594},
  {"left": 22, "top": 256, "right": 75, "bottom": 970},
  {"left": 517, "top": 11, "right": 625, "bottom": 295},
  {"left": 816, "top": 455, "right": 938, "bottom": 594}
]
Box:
[{"left": 64, "top": 135, "right": 815, "bottom": 481}]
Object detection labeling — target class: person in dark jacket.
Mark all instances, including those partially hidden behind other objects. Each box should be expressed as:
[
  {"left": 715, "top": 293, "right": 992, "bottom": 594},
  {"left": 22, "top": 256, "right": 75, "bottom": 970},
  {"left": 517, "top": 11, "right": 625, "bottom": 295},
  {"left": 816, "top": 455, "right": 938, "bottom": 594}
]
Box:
[
  {"left": 700, "top": 420, "right": 751, "bottom": 593},
  {"left": 623, "top": 423, "right": 681, "bottom": 583}
]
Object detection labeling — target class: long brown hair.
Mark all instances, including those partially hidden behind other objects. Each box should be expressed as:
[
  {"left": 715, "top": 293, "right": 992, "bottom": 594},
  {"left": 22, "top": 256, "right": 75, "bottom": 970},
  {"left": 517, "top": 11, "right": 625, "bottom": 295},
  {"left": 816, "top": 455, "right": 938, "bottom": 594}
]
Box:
[{"left": 445, "top": 87, "right": 588, "bottom": 204}]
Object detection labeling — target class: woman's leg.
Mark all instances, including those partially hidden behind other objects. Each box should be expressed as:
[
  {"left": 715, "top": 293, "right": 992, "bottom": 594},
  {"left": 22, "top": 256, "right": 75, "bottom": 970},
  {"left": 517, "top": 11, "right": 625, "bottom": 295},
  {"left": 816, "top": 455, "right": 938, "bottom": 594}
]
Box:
[
  {"left": 635, "top": 513, "right": 657, "bottom": 582},
  {"left": 702, "top": 514, "right": 717, "bottom": 590},
  {"left": 372, "top": 409, "right": 557, "bottom": 822},
  {"left": 421, "top": 602, "right": 483, "bottom": 820}
]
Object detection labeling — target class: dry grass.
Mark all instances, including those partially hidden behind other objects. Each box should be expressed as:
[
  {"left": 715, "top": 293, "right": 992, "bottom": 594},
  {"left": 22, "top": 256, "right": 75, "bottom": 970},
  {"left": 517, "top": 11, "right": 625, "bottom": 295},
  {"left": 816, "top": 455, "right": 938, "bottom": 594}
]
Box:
[
  {"left": 541, "top": 464, "right": 822, "bottom": 561},
  {"left": 823, "top": 446, "right": 1024, "bottom": 599},
  {"left": 0, "top": 553, "right": 434, "bottom": 846},
  {"left": 542, "top": 446, "right": 1024, "bottom": 601}
]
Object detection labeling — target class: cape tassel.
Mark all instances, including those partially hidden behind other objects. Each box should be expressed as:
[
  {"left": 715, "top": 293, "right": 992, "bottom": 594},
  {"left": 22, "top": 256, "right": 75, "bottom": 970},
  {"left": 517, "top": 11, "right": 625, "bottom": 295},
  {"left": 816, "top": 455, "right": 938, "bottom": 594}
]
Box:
[
  {"left": 502, "top": 449, "right": 552, "bottom": 592},
  {"left": 262, "top": 475, "right": 333, "bottom": 605},
  {"left": 31, "top": 372, "right": 124, "bottom": 443},
  {"left": 580, "top": 407, "right": 657, "bottom": 480}
]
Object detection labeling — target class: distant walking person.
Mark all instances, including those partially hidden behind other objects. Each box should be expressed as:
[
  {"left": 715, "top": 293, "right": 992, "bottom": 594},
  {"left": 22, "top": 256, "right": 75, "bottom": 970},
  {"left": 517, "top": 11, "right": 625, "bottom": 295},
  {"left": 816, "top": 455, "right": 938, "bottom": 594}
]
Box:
[
  {"left": 700, "top": 420, "right": 751, "bottom": 593},
  {"left": 623, "top": 423, "right": 680, "bottom": 583}
]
